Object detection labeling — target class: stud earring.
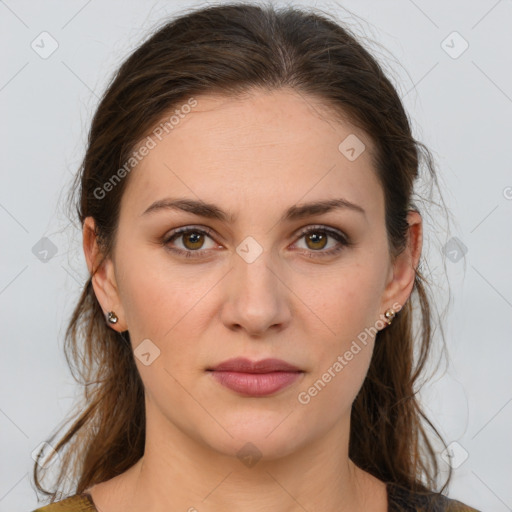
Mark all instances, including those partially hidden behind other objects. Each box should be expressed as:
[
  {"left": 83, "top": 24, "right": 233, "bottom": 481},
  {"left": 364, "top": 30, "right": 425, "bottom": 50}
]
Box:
[
  {"left": 107, "top": 311, "right": 118, "bottom": 324},
  {"left": 384, "top": 308, "right": 396, "bottom": 326}
]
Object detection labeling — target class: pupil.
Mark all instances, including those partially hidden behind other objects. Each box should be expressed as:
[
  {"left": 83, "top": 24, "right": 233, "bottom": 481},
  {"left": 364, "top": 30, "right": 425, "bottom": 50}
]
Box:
[
  {"left": 186, "top": 232, "right": 203, "bottom": 248},
  {"left": 308, "top": 232, "right": 326, "bottom": 249}
]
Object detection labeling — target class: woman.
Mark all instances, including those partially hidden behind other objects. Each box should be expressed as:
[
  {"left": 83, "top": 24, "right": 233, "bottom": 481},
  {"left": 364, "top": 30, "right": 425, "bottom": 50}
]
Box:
[{"left": 31, "top": 2, "right": 480, "bottom": 511}]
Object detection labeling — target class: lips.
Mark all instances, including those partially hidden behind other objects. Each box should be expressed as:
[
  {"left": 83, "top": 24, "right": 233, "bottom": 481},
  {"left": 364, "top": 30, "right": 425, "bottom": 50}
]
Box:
[
  {"left": 208, "top": 357, "right": 301, "bottom": 373},
  {"left": 207, "top": 357, "right": 304, "bottom": 397}
]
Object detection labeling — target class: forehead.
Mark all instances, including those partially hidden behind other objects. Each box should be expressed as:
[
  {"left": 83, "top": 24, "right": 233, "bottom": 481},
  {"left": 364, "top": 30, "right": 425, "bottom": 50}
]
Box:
[{"left": 120, "top": 88, "right": 383, "bottom": 222}]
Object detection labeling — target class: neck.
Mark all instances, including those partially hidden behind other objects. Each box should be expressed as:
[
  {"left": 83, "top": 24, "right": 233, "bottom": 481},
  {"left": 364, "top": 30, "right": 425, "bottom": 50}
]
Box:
[{"left": 86, "top": 403, "right": 387, "bottom": 512}]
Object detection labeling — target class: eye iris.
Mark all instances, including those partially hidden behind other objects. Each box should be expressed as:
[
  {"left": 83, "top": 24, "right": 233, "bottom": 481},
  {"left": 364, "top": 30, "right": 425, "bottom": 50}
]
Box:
[
  {"left": 174, "top": 229, "right": 336, "bottom": 253},
  {"left": 183, "top": 232, "right": 204, "bottom": 250},
  {"left": 306, "top": 232, "right": 327, "bottom": 250}
]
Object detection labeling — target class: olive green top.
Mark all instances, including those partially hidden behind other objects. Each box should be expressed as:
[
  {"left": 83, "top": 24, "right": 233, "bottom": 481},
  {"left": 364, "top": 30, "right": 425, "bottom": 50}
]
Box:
[{"left": 31, "top": 482, "right": 481, "bottom": 511}]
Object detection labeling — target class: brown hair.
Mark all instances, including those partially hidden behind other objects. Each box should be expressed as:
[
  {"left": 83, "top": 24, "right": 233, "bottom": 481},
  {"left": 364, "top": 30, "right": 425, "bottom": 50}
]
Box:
[{"left": 33, "top": 1, "right": 452, "bottom": 503}]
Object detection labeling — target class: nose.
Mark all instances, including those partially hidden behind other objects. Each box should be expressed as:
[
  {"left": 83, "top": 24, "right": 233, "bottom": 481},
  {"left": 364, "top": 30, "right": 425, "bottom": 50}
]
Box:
[{"left": 220, "top": 249, "right": 291, "bottom": 337}]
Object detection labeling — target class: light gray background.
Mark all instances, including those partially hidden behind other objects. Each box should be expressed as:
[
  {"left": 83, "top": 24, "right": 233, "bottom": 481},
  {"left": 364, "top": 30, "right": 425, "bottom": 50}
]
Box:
[{"left": 1, "top": 1, "right": 511, "bottom": 511}]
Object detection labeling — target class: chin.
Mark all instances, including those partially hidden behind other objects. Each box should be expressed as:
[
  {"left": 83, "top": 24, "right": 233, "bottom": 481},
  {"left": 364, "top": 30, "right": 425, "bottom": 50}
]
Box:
[{"left": 200, "top": 418, "right": 308, "bottom": 465}]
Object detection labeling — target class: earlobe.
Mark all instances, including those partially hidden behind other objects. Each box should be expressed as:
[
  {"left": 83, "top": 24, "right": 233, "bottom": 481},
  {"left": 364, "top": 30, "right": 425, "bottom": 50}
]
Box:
[
  {"left": 380, "top": 210, "right": 423, "bottom": 316},
  {"left": 82, "top": 217, "right": 127, "bottom": 331}
]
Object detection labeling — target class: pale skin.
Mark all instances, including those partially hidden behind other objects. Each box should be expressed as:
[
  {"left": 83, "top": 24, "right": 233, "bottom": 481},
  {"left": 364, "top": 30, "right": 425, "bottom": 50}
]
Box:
[{"left": 82, "top": 87, "right": 422, "bottom": 512}]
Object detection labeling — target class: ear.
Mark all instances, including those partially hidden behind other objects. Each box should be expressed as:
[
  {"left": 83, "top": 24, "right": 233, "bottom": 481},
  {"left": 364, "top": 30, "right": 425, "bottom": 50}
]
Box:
[
  {"left": 379, "top": 210, "right": 422, "bottom": 316},
  {"left": 83, "top": 216, "right": 128, "bottom": 332}
]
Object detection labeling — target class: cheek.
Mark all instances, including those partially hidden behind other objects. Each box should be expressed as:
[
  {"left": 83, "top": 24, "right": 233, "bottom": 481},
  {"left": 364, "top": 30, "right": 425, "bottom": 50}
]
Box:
[
  {"left": 115, "top": 256, "right": 212, "bottom": 400},
  {"left": 115, "top": 243, "right": 209, "bottom": 337},
  {"left": 296, "top": 299, "right": 378, "bottom": 419},
  {"left": 298, "top": 341, "right": 374, "bottom": 414},
  {"left": 303, "top": 260, "right": 387, "bottom": 340},
  {"left": 115, "top": 248, "right": 227, "bottom": 384},
  {"left": 293, "top": 261, "right": 387, "bottom": 409}
]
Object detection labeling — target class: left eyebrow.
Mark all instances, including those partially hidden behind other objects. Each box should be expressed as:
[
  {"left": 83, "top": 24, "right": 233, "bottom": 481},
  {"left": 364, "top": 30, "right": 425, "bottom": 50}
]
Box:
[{"left": 140, "top": 197, "right": 366, "bottom": 222}]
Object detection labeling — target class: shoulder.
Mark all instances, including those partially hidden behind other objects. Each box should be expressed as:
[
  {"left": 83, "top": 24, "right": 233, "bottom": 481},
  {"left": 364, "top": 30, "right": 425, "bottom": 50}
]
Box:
[
  {"left": 387, "top": 482, "right": 481, "bottom": 512},
  {"left": 31, "top": 493, "right": 96, "bottom": 512}
]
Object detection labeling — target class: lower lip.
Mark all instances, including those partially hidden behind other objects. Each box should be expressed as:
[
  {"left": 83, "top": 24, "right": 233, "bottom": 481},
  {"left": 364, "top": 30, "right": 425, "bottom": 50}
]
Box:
[{"left": 208, "top": 371, "right": 303, "bottom": 396}]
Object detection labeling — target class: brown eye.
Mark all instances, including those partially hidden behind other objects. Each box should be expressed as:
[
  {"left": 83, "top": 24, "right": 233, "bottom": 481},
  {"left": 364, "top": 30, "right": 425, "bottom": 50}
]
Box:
[
  {"left": 163, "top": 226, "right": 218, "bottom": 259},
  {"left": 163, "top": 225, "right": 351, "bottom": 261},
  {"left": 304, "top": 231, "right": 328, "bottom": 251},
  {"left": 182, "top": 231, "right": 205, "bottom": 250},
  {"left": 293, "top": 226, "right": 351, "bottom": 259}
]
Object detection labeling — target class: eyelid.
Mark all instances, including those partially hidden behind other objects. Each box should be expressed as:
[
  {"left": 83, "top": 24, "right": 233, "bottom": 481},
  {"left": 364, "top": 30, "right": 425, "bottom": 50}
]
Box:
[
  {"left": 162, "top": 225, "right": 220, "bottom": 250},
  {"left": 164, "top": 225, "right": 219, "bottom": 242},
  {"left": 164, "top": 224, "right": 348, "bottom": 242},
  {"left": 293, "top": 224, "right": 349, "bottom": 241},
  {"left": 162, "top": 223, "right": 352, "bottom": 258}
]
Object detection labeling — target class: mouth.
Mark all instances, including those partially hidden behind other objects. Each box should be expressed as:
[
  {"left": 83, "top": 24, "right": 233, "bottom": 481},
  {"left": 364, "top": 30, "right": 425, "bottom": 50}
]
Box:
[{"left": 206, "top": 357, "right": 304, "bottom": 397}]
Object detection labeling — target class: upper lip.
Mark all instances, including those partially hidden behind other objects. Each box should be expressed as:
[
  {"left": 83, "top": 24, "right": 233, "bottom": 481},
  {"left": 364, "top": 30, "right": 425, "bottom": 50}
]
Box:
[{"left": 208, "top": 357, "right": 302, "bottom": 373}]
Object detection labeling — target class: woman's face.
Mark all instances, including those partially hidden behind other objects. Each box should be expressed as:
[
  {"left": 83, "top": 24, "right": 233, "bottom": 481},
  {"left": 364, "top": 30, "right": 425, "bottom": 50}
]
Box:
[{"left": 86, "top": 88, "right": 419, "bottom": 461}]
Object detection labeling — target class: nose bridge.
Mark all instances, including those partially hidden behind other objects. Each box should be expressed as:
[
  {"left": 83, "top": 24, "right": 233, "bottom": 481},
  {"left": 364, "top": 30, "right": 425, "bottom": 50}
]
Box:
[
  {"left": 222, "top": 241, "right": 289, "bottom": 334},
  {"left": 233, "top": 242, "right": 280, "bottom": 306}
]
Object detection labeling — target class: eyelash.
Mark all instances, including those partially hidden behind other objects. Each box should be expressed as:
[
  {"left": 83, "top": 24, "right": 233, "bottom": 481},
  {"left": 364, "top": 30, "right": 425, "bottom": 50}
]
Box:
[{"left": 162, "top": 225, "right": 353, "bottom": 260}]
